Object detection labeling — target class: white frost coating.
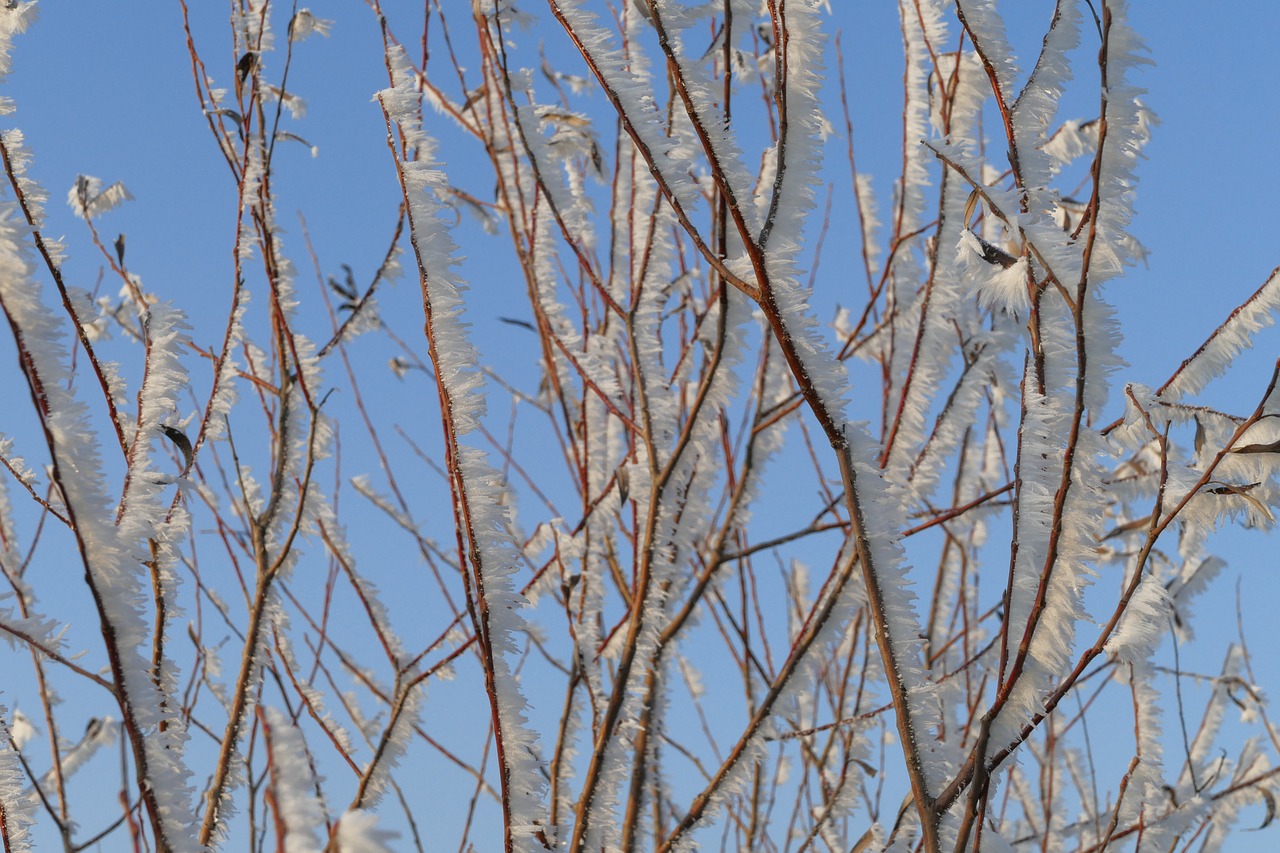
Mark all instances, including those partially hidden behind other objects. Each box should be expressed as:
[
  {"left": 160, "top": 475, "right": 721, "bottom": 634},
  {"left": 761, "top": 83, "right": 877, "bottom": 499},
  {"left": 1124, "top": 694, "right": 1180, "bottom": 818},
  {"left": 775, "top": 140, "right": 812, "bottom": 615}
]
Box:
[
  {"left": 738, "top": 0, "right": 948, "bottom": 801},
  {"left": 1009, "top": 0, "right": 1082, "bottom": 192},
  {"left": 0, "top": 130, "right": 46, "bottom": 228},
  {"left": 515, "top": 101, "right": 596, "bottom": 242},
  {"left": 853, "top": 172, "right": 882, "bottom": 277},
  {"left": 334, "top": 810, "right": 397, "bottom": 853},
  {"left": 991, "top": 362, "right": 1106, "bottom": 747},
  {"left": 1112, "top": 666, "right": 1166, "bottom": 832},
  {"left": 66, "top": 175, "right": 132, "bottom": 219},
  {"left": 0, "top": 704, "right": 36, "bottom": 852},
  {"left": 289, "top": 9, "right": 333, "bottom": 42},
  {"left": 44, "top": 717, "right": 116, "bottom": 791},
  {"left": 0, "top": 435, "right": 38, "bottom": 488},
  {"left": 911, "top": 322, "right": 1019, "bottom": 505},
  {"left": 274, "top": 632, "right": 357, "bottom": 755},
  {"left": 844, "top": 431, "right": 949, "bottom": 791},
  {"left": 201, "top": 286, "right": 249, "bottom": 442},
  {"left": 548, "top": 0, "right": 705, "bottom": 215},
  {"left": 8, "top": 711, "right": 33, "bottom": 750},
  {"left": 880, "top": 49, "right": 988, "bottom": 483},
  {"left": 309, "top": 503, "right": 407, "bottom": 668},
  {"left": 350, "top": 474, "right": 421, "bottom": 539},
  {"left": 263, "top": 708, "right": 326, "bottom": 853},
  {"left": 380, "top": 50, "right": 548, "bottom": 846},
  {"left": 233, "top": 0, "right": 274, "bottom": 54},
  {"left": 1104, "top": 574, "right": 1171, "bottom": 662},
  {"left": 878, "top": 0, "right": 947, "bottom": 318},
  {"left": 454, "top": 446, "right": 548, "bottom": 841},
  {"left": 592, "top": 295, "right": 754, "bottom": 848},
  {"left": 0, "top": 202, "right": 200, "bottom": 848},
  {"left": 1158, "top": 266, "right": 1280, "bottom": 403},
  {"left": 759, "top": 0, "right": 827, "bottom": 257},
  {"left": 646, "top": 2, "right": 762, "bottom": 238},
  {"left": 1165, "top": 554, "right": 1226, "bottom": 642},
  {"left": 1040, "top": 118, "right": 1098, "bottom": 166},
  {"left": 263, "top": 84, "right": 307, "bottom": 120},
  {"left": 954, "top": 0, "right": 1019, "bottom": 101},
  {"left": 958, "top": 230, "right": 1030, "bottom": 316},
  {"left": 0, "top": 4, "right": 35, "bottom": 84},
  {"left": 1083, "top": 0, "right": 1151, "bottom": 289},
  {"left": 350, "top": 666, "right": 419, "bottom": 804}
]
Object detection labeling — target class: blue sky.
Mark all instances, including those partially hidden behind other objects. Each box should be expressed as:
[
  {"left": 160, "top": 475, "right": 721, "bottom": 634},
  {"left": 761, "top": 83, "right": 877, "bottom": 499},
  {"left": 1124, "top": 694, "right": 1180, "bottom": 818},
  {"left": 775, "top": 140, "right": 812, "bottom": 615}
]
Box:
[{"left": 2, "top": 1, "right": 1278, "bottom": 848}]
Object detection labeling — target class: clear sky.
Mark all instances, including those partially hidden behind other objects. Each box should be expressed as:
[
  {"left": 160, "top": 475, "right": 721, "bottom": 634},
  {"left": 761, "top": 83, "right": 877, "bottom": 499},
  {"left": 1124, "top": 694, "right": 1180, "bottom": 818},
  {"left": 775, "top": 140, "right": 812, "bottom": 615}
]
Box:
[{"left": 2, "top": 1, "right": 1278, "bottom": 848}]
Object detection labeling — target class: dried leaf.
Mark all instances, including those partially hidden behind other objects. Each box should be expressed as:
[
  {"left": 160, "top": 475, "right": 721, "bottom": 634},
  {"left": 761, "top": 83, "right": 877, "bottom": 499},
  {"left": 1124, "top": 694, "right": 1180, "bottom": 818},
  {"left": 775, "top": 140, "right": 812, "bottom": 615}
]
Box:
[
  {"left": 161, "top": 425, "right": 193, "bottom": 471},
  {"left": 963, "top": 188, "right": 980, "bottom": 228},
  {"left": 237, "top": 52, "right": 255, "bottom": 84},
  {"left": 1101, "top": 513, "right": 1154, "bottom": 541},
  {"left": 1252, "top": 788, "right": 1276, "bottom": 831},
  {"left": 329, "top": 265, "right": 359, "bottom": 302},
  {"left": 966, "top": 230, "right": 1019, "bottom": 268},
  {"left": 1230, "top": 440, "right": 1280, "bottom": 454},
  {"left": 1205, "top": 481, "right": 1274, "bottom": 522}
]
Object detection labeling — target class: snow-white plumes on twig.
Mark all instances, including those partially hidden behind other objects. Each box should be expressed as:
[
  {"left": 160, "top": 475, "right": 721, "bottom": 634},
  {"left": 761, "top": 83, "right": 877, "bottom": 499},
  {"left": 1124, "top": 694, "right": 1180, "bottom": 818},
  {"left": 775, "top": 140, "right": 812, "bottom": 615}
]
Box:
[
  {"left": 451, "top": 445, "right": 548, "bottom": 841},
  {"left": 845, "top": 430, "right": 950, "bottom": 791},
  {"left": 904, "top": 0, "right": 948, "bottom": 205},
  {"left": 313, "top": 507, "right": 404, "bottom": 662},
  {"left": 958, "top": 230, "right": 1030, "bottom": 316},
  {"left": 333, "top": 809, "right": 397, "bottom": 853},
  {"left": 991, "top": 360, "right": 1104, "bottom": 745},
  {"left": 199, "top": 286, "right": 248, "bottom": 443},
  {"left": 233, "top": 0, "right": 274, "bottom": 54},
  {"left": 0, "top": 200, "right": 200, "bottom": 847},
  {"left": 853, "top": 172, "right": 882, "bottom": 277},
  {"left": 1157, "top": 266, "right": 1280, "bottom": 403},
  {"left": 6, "top": 712, "right": 32, "bottom": 752},
  {"left": 272, "top": 634, "right": 355, "bottom": 755},
  {"left": 379, "top": 47, "right": 549, "bottom": 846},
  {"left": 882, "top": 49, "right": 988, "bottom": 483},
  {"left": 648, "top": 1, "right": 762, "bottom": 239},
  {"left": 515, "top": 101, "right": 597, "bottom": 240},
  {"left": 289, "top": 9, "right": 333, "bottom": 42},
  {"left": 263, "top": 84, "right": 307, "bottom": 120},
  {"left": 0, "top": 131, "right": 47, "bottom": 228},
  {"left": 758, "top": 0, "right": 828, "bottom": 254},
  {"left": 1009, "top": 0, "right": 1082, "bottom": 191},
  {"left": 1112, "top": 665, "right": 1168, "bottom": 831},
  {"left": 0, "top": 440, "right": 38, "bottom": 509},
  {"left": 67, "top": 174, "right": 132, "bottom": 220},
  {"left": 1041, "top": 117, "right": 1098, "bottom": 166},
  {"left": 1079, "top": 284, "right": 1127, "bottom": 412},
  {"left": 262, "top": 708, "right": 327, "bottom": 853},
  {"left": 954, "top": 0, "right": 1019, "bottom": 99},
  {"left": 397, "top": 165, "right": 487, "bottom": 434},
  {"left": 868, "top": 0, "right": 947, "bottom": 408},
  {"left": 1084, "top": 0, "right": 1152, "bottom": 287},
  {"left": 888, "top": 0, "right": 946, "bottom": 256},
  {"left": 0, "top": 0, "right": 1274, "bottom": 848},
  {"left": 0, "top": 704, "right": 36, "bottom": 852},
  {"left": 1164, "top": 554, "right": 1226, "bottom": 642},
  {"left": 1104, "top": 574, "right": 1172, "bottom": 662},
  {"left": 548, "top": 0, "right": 704, "bottom": 215},
  {"left": 592, "top": 284, "right": 753, "bottom": 846},
  {"left": 349, "top": 473, "right": 421, "bottom": 539},
  {"left": 0, "top": 2, "right": 35, "bottom": 84}
]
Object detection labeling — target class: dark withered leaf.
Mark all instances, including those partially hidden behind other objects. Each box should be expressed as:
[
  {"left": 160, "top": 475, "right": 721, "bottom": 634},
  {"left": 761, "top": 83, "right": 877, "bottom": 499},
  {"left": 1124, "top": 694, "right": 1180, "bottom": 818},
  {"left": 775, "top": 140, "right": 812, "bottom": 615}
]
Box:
[{"left": 161, "top": 425, "right": 193, "bottom": 471}]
